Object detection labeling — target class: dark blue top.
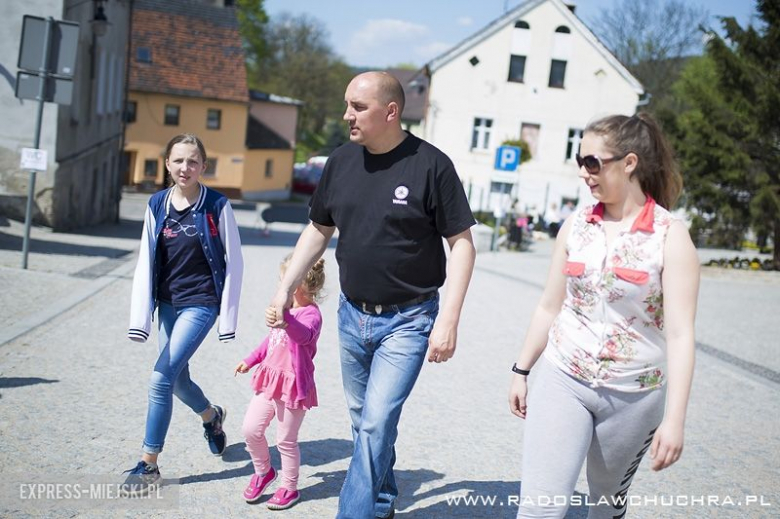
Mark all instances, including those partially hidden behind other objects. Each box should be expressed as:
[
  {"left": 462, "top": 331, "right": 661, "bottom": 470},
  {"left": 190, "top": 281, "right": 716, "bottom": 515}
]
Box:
[{"left": 157, "top": 204, "right": 218, "bottom": 306}]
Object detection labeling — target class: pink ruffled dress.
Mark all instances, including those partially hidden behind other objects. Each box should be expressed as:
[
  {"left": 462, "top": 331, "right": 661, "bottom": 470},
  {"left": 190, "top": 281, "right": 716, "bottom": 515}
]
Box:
[{"left": 243, "top": 305, "right": 321, "bottom": 410}]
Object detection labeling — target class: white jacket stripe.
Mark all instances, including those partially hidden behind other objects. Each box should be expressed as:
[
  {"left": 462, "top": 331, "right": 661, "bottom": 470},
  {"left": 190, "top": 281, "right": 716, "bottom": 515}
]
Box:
[{"left": 217, "top": 201, "right": 243, "bottom": 341}]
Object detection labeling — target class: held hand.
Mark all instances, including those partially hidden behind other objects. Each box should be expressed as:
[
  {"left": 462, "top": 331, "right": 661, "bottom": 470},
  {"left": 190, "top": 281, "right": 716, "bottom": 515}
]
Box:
[
  {"left": 509, "top": 375, "right": 528, "bottom": 419},
  {"left": 649, "top": 419, "right": 684, "bottom": 471},
  {"left": 267, "top": 290, "right": 292, "bottom": 328},
  {"left": 427, "top": 319, "right": 457, "bottom": 363},
  {"left": 234, "top": 361, "right": 250, "bottom": 377}
]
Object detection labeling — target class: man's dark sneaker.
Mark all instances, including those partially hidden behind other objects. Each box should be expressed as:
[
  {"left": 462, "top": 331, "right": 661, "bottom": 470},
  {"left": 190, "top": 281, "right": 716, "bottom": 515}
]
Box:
[
  {"left": 203, "top": 405, "right": 227, "bottom": 456},
  {"left": 120, "top": 460, "right": 161, "bottom": 497}
]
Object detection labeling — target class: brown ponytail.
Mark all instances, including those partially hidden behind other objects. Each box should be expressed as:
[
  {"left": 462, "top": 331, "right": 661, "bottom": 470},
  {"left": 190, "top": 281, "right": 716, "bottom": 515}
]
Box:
[{"left": 584, "top": 112, "right": 682, "bottom": 209}]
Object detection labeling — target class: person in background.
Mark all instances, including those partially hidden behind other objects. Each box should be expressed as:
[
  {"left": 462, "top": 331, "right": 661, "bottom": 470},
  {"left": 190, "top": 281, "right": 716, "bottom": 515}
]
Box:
[{"left": 546, "top": 202, "right": 561, "bottom": 238}]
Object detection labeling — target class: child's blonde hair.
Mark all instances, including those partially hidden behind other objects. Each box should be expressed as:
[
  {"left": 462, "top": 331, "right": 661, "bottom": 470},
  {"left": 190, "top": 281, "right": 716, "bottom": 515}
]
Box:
[{"left": 282, "top": 255, "right": 325, "bottom": 302}]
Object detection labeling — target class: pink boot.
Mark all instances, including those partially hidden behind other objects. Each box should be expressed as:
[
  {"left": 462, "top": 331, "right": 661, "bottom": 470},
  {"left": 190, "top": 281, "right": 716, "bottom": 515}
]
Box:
[
  {"left": 243, "top": 467, "right": 277, "bottom": 503},
  {"left": 266, "top": 487, "right": 300, "bottom": 510}
]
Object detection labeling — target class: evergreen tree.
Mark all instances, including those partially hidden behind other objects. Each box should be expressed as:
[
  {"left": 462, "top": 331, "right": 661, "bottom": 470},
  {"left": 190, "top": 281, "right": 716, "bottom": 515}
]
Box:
[{"left": 671, "top": 0, "right": 779, "bottom": 266}]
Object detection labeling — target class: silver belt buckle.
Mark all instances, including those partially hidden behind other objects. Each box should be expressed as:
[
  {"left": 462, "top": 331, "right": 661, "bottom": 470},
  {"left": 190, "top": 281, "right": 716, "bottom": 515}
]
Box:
[{"left": 374, "top": 304, "right": 382, "bottom": 314}]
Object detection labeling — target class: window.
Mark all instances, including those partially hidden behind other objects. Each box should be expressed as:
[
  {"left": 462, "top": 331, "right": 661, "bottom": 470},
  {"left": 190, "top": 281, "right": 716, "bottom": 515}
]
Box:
[
  {"left": 143, "top": 159, "right": 158, "bottom": 178},
  {"left": 136, "top": 47, "right": 152, "bottom": 63},
  {"left": 555, "top": 25, "right": 571, "bottom": 33},
  {"left": 206, "top": 109, "right": 221, "bottom": 130},
  {"left": 508, "top": 55, "right": 526, "bottom": 83},
  {"left": 566, "top": 129, "right": 584, "bottom": 161},
  {"left": 549, "top": 60, "right": 567, "bottom": 88},
  {"left": 515, "top": 21, "right": 530, "bottom": 29},
  {"left": 164, "top": 104, "right": 180, "bottom": 126},
  {"left": 125, "top": 101, "right": 137, "bottom": 123},
  {"left": 521, "top": 123, "right": 540, "bottom": 159},
  {"left": 204, "top": 159, "right": 217, "bottom": 177},
  {"left": 490, "top": 181, "right": 513, "bottom": 193},
  {"left": 96, "top": 50, "right": 106, "bottom": 115},
  {"left": 265, "top": 159, "right": 273, "bottom": 178},
  {"left": 471, "top": 118, "right": 493, "bottom": 150},
  {"left": 469, "top": 56, "right": 480, "bottom": 66}
]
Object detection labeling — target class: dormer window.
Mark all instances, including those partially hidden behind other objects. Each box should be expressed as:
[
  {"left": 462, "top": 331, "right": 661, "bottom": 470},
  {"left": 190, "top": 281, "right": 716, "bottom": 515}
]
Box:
[
  {"left": 515, "top": 21, "right": 530, "bottom": 29},
  {"left": 555, "top": 25, "right": 571, "bottom": 34}
]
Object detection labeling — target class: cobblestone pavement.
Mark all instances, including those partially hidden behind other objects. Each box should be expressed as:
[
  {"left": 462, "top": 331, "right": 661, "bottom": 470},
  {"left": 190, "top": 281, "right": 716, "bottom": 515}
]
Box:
[{"left": 0, "top": 193, "right": 778, "bottom": 518}]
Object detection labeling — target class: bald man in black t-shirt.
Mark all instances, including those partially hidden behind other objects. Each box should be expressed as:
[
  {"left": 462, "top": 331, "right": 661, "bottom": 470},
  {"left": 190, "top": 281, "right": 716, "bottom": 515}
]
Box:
[{"left": 269, "top": 71, "right": 476, "bottom": 519}]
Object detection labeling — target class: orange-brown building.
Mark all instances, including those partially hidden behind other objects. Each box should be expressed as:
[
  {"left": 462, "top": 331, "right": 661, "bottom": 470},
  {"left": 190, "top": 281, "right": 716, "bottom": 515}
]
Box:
[{"left": 123, "top": 0, "right": 298, "bottom": 200}]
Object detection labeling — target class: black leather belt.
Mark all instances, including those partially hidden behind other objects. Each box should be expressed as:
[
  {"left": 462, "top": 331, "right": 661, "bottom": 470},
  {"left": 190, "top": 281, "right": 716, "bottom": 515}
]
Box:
[{"left": 347, "top": 292, "right": 436, "bottom": 315}]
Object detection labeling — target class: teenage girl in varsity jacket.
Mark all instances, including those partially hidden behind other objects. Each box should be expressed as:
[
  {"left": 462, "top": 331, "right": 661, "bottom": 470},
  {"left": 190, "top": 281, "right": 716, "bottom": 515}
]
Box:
[{"left": 121, "top": 133, "right": 243, "bottom": 497}]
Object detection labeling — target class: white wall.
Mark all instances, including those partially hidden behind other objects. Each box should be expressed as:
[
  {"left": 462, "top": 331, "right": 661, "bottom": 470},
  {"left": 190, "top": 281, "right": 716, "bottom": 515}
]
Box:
[
  {"left": 425, "top": 0, "right": 640, "bottom": 216},
  {"left": 0, "top": 0, "right": 61, "bottom": 207},
  {"left": 249, "top": 101, "right": 299, "bottom": 148}
]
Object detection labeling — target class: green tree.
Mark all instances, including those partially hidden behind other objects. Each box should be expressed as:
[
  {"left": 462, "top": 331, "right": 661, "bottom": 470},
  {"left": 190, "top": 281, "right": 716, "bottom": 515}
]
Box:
[
  {"left": 669, "top": 56, "right": 754, "bottom": 248},
  {"left": 671, "top": 1, "right": 779, "bottom": 266},
  {"left": 250, "top": 13, "right": 353, "bottom": 141},
  {"left": 235, "top": 0, "right": 269, "bottom": 72},
  {"left": 500, "top": 139, "right": 532, "bottom": 165}
]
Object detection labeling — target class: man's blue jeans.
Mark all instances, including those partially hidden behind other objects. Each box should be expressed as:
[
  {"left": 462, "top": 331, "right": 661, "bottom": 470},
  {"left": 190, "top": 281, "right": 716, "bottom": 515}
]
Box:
[
  {"left": 143, "top": 302, "right": 218, "bottom": 454},
  {"left": 336, "top": 293, "right": 438, "bottom": 519}
]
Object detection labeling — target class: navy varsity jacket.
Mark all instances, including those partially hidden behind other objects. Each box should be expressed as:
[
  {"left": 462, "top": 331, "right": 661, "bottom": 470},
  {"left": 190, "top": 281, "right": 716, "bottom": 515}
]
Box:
[{"left": 128, "top": 184, "right": 243, "bottom": 342}]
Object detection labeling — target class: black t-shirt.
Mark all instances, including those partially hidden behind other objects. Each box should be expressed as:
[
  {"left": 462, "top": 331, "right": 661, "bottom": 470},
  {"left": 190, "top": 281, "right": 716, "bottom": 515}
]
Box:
[
  {"left": 309, "top": 133, "right": 475, "bottom": 304},
  {"left": 157, "top": 204, "right": 219, "bottom": 306}
]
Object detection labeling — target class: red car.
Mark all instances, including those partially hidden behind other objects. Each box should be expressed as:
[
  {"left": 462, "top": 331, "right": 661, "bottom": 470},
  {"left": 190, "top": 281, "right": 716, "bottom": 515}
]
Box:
[{"left": 292, "top": 157, "right": 327, "bottom": 194}]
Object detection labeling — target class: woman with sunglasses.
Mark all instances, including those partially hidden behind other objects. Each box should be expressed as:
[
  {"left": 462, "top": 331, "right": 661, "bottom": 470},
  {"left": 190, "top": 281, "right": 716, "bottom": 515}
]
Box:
[{"left": 509, "top": 112, "right": 699, "bottom": 518}]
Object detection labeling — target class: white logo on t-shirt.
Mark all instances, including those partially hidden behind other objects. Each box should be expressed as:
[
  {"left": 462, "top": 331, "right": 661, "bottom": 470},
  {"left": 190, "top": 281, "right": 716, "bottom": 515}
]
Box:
[{"left": 393, "top": 185, "right": 409, "bottom": 205}]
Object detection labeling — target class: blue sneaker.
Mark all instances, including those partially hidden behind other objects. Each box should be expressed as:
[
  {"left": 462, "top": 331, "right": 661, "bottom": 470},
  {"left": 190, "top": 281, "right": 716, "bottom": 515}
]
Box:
[
  {"left": 120, "top": 461, "right": 161, "bottom": 497},
  {"left": 203, "top": 405, "right": 227, "bottom": 456}
]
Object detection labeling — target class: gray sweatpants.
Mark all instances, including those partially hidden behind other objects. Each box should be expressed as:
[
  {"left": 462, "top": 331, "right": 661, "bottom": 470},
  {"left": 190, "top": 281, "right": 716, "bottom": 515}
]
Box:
[{"left": 517, "top": 357, "right": 666, "bottom": 519}]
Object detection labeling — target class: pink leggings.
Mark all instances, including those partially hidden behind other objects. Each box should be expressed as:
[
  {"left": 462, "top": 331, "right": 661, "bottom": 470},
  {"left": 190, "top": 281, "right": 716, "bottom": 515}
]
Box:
[{"left": 242, "top": 395, "right": 307, "bottom": 491}]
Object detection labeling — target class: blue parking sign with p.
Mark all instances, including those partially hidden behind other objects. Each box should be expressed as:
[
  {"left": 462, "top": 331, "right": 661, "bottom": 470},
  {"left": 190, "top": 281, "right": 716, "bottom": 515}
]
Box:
[{"left": 495, "top": 145, "right": 521, "bottom": 171}]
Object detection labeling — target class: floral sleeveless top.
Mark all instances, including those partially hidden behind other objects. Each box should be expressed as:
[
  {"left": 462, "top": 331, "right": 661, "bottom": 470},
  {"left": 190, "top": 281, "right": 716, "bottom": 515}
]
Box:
[{"left": 544, "top": 197, "right": 673, "bottom": 392}]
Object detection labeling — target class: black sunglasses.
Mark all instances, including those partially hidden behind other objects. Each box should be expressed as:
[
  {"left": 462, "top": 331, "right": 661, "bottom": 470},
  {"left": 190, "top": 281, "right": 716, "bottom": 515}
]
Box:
[{"left": 575, "top": 153, "right": 628, "bottom": 174}]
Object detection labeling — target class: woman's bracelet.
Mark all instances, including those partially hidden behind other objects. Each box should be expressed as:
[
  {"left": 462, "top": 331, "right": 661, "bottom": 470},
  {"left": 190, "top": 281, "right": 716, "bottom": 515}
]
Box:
[{"left": 511, "top": 363, "right": 531, "bottom": 376}]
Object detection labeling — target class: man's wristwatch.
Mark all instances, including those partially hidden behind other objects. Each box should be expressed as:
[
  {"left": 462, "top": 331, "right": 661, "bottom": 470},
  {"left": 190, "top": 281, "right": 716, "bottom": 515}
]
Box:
[{"left": 511, "top": 363, "right": 531, "bottom": 376}]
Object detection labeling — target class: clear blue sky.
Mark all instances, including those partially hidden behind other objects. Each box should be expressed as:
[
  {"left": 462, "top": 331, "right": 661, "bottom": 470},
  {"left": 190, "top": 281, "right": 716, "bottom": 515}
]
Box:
[{"left": 262, "top": 0, "right": 759, "bottom": 68}]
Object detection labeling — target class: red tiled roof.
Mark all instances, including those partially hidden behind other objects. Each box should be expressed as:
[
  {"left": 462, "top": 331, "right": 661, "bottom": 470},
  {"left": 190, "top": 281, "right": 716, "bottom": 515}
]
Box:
[{"left": 129, "top": 0, "right": 248, "bottom": 103}]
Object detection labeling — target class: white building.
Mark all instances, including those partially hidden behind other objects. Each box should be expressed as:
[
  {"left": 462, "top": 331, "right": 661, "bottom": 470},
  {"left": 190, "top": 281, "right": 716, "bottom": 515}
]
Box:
[{"left": 421, "top": 0, "right": 643, "bottom": 219}]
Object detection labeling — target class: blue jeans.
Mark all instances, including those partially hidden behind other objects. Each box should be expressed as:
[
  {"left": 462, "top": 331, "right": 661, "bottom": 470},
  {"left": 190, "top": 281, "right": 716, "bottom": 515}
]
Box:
[
  {"left": 143, "top": 302, "right": 218, "bottom": 454},
  {"left": 336, "top": 293, "right": 438, "bottom": 519}
]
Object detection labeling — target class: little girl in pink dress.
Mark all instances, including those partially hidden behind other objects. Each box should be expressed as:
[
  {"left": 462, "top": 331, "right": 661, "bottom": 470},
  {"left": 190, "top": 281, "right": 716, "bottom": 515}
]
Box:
[{"left": 235, "top": 256, "right": 325, "bottom": 510}]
